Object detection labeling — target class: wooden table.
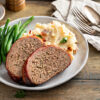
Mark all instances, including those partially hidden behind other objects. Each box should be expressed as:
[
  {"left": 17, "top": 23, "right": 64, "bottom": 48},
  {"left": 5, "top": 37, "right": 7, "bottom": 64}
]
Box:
[{"left": 0, "top": 0, "right": 100, "bottom": 100}]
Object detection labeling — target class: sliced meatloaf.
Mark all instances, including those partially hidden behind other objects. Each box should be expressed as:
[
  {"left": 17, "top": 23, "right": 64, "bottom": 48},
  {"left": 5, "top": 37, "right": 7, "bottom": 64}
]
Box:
[
  {"left": 22, "top": 61, "right": 32, "bottom": 85},
  {"left": 24, "top": 45, "right": 71, "bottom": 85},
  {"left": 6, "top": 36, "right": 44, "bottom": 82}
]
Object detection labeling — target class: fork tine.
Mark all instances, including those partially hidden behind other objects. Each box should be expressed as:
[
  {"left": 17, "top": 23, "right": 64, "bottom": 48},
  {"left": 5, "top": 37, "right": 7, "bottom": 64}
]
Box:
[
  {"left": 72, "top": 8, "right": 84, "bottom": 21},
  {"left": 75, "top": 19, "right": 95, "bottom": 34},
  {"left": 74, "top": 19, "right": 91, "bottom": 31},
  {"left": 75, "top": 8, "right": 90, "bottom": 24},
  {"left": 72, "top": 9, "right": 82, "bottom": 19},
  {"left": 72, "top": 10, "right": 87, "bottom": 24},
  {"left": 74, "top": 19, "right": 95, "bottom": 34},
  {"left": 74, "top": 21, "right": 91, "bottom": 34},
  {"left": 75, "top": 20, "right": 100, "bottom": 36},
  {"left": 72, "top": 8, "right": 91, "bottom": 25},
  {"left": 77, "top": 19, "right": 94, "bottom": 31},
  {"left": 72, "top": 8, "right": 86, "bottom": 23}
]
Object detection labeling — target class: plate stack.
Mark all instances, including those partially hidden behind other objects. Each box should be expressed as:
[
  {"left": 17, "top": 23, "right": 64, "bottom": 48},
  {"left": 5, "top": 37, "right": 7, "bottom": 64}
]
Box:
[{"left": 6, "top": 0, "right": 26, "bottom": 11}]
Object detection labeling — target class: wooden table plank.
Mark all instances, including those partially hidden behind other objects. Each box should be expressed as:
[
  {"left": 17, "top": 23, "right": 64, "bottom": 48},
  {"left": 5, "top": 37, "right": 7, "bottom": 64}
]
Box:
[{"left": 0, "top": 80, "right": 100, "bottom": 100}]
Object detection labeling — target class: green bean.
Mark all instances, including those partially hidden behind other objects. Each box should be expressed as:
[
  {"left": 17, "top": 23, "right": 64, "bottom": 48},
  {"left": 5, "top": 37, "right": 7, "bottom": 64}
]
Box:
[
  {"left": 14, "top": 24, "right": 19, "bottom": 42},
  {"left": 0, "top": 49, "right": 1, "bottom": 64},
  {"left": 0, "top": 28, "right": 2, "bottom": 37},
  {"left": 14, "top": 21, "right": 22, "bottom": 42},
  {"left": 0, "top": 28, "right": 2, "bottom": 46},
  {"left": 3, "top": 26, "right": 11, "bottom": 54},
  {"left": 1, "top": 44, "right": 6, "bottom": 63},
  {"left": 0, "top": 47, "right": 1, "bottom": 65},
  {"left": 15, "top": 16, "right": 34, "bottom": 40},
  {"left": 20, "top": 16, "right": 34, "bottom": 33},
  {"left": 2, "top": 19, "right": 10, "bottom": 38},
  {"left": 6, "top": 28, "right": 15, "bottom": 53},
  {"left": 0, "top": 28, "right": 2, "bottom": 44},
  {"left": 4, "top": 25, "right": 15, "bottom": 54},
  {"left": 18, "top": 21, "right": 22, "bottom": 28},
  {"left": 7, "top": 26, "right": 11, "bottom": 34},
  {"left": 6, "top": 38, "right": 13, "bottom": 53},
  {"left": 4, "top": 26, "right": 11, "bottom": 39},
  {"left": 0, "top": 24, "right": 10, "bottom": 62},
  {"left": 16, "top": 29, "right": 26, "bottom": 40},
  {"left": 24, "top": 29, "right": 26, "bottom": 33}
]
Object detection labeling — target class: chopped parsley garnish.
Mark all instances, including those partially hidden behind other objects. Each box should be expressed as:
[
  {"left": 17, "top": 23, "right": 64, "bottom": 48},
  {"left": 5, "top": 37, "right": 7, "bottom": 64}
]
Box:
[
  {"left": 60, "top": 37, "right": 67, "bottom": 44},
  {"left": 36, "top": 34, "right": 42, "bottom": 39},
  {"left": 14, "top": 90, "right": 26, "bottom": 98}
]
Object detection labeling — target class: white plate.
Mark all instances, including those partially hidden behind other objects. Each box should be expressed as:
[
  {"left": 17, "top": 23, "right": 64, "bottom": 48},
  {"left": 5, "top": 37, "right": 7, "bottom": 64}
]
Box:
[{"left": 0, "top": 16, "right": 89, "bottom": 90}]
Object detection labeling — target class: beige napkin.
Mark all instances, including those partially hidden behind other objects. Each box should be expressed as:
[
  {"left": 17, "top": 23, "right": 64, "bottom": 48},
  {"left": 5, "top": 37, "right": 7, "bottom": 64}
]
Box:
[{"left": 52, "top": 0, "right": 100, "bottom": 51}]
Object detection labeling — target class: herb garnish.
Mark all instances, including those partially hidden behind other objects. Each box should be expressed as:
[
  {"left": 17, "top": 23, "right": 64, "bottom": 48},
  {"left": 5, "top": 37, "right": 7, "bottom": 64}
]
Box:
[
  {"left": 60, "top": 37, "right": 67, "bottom": 44},
  {"left": 14, "top": 90, "right": 26, "bottom": 98},
  {"left": 36, "top": 34, "right": 42, "bottom": 39}
]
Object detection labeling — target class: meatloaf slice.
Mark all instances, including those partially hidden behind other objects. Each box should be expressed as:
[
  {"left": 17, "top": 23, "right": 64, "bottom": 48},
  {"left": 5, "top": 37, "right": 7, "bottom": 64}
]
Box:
[
  {"left": 24, "top": 45, "right": 71, "bottom": 85},
  {"left": 6, "top": 36, "right": 44, "bottom": 82},
  {"left": 22, "top": 61, "right": 32, "bottom": 85}
]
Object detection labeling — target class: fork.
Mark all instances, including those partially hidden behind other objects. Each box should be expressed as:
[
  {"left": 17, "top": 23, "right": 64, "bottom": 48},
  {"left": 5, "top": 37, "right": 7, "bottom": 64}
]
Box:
[
  {"left": 74, "top": 18, "right": 100, "bottom": 36},
  {"left": 71, "top": 8, "right": 100, "bottom": 28}
]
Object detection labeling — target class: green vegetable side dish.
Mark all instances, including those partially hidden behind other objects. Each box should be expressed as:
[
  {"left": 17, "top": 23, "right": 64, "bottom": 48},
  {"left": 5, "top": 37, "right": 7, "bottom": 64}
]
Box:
[
  {"left": 1, "top": 19, "right": 10, "bottom": 38},
  {"left": 6, "top": 28, "right": 15, "bottom": 53},
  {"left": 0, "top": 28, "right": 2, "bottom": 64},
  {"left": 20, "top": 16, "right": 34, "bottom": 32},
  {"left": 16, "top": 28, "right": 26, "bottom": 40},
  {"left": 3, "top": 25, "right": 16, "bottom": 54},
  {"left": 0, "top": 28, "right": 2, "bottom": 37},
  {"left": 13, "top": 24, "right": 19, "bottom": 42},
  {"left": 1, "top": 44, "right": 6, "bottom": 62},
  {"left": 0, "top": 28, "right": 2, "bottom": 45},
  {"left": 0, "top": 16, "right": 34, "bottom": 64},
  {"left": 0, "top": 19, "right": 10, "bottom": 63},
  {"left": 16, "top": 16, "right": 34, "bottom": 40},
  {"left": 60, "top": 37, "right": 67, "bottom": 44}
]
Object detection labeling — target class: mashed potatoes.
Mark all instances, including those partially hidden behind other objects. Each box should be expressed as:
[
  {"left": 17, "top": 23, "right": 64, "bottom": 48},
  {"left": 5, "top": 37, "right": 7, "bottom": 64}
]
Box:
[{"left": 23, "top": 21, "right": 78, "bottom": 59}]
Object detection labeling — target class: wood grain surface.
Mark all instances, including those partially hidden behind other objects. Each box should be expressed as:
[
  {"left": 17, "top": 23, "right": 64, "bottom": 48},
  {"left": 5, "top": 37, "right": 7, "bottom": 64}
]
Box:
[{"left": 0, "top": 1, "right": 100, "bottom": 100}]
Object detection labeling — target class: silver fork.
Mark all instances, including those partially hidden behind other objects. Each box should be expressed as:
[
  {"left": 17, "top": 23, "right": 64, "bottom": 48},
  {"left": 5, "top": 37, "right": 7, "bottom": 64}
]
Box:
[
  {"left": 74, "top": 18, "right": 100, "bottom": 36},
  {"left": 72, "top": 8, "right": 100, "bottom": 28}
]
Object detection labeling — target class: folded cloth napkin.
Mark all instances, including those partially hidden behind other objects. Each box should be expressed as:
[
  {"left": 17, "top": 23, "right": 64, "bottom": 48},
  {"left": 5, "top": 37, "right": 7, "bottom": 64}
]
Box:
[{"left": 52, "top": 0, "right": 100, "bottom": 51}]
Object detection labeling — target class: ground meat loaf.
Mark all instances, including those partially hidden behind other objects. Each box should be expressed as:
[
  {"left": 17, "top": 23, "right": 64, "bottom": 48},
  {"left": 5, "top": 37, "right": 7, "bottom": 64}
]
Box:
[
  {"left": 22, "top": 61, "right": 32, "bottom": 85},
  {"left": 24, "top": 45, "right": 71, "bottom": 85},
  {"left": 6, "top": 36, "right": 44, "bottom": 82}
]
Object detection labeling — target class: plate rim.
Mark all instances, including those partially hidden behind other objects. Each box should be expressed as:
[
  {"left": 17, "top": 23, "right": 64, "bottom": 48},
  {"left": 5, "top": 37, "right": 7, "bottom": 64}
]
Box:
[{"left": 0, "top": 16, "right": 89, "bottom": 90}]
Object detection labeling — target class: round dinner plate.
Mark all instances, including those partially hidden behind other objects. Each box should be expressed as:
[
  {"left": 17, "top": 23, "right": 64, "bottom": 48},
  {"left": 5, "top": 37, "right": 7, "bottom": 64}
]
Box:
[{"left": 0, "top": 16, "right": 89, "bottom": 90}]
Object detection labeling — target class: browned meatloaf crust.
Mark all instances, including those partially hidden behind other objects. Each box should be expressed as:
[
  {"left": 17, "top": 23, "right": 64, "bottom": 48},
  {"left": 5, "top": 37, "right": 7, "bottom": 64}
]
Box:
[
  {"left": 22, "top": 61, "right": 32, "bottom": 85},
  {"left": 6, "top": 36, "right": 44, "bottom": 82},
  {"left": 24, "top": 45, "right": 71, "bottom": 85}
]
